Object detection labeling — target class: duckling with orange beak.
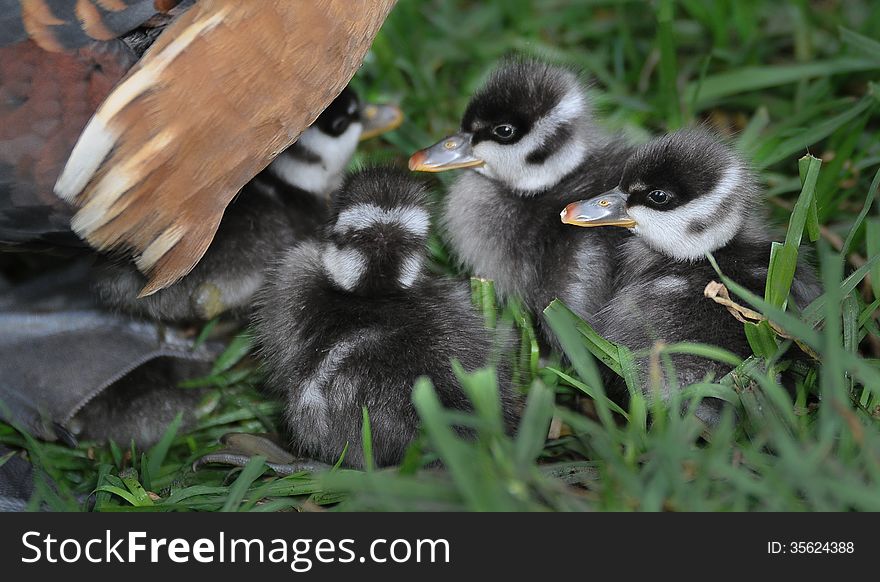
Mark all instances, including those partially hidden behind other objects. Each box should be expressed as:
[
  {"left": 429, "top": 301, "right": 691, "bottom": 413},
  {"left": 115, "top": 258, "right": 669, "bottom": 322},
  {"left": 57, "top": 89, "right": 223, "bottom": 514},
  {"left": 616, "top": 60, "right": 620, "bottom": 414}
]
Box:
[
  {"left": 562, "top": 128, "right": 820, "bottom": 421},
  {"left": 409, "top": 57, "right": 635, "bottom": 350}
]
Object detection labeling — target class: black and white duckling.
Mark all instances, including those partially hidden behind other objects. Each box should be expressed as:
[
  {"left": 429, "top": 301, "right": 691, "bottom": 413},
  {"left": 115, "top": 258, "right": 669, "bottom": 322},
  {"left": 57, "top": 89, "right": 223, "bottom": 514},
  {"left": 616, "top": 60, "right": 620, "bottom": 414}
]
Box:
[
  {"left": 561, "top": 128, "right": 821, "bottom": 411},
  {"left": 253, "top": 167, "right": 518, "bottom": 469},
  {"left": 409, "top": 57, "right": 634, "bottom": 346},
  {"left": 92, "top": 89, "right": 402, "bottom": 322}
]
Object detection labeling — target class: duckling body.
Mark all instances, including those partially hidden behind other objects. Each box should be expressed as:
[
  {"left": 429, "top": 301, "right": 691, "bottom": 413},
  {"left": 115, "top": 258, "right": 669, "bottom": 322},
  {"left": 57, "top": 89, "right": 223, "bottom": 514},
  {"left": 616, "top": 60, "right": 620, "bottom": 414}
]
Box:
[
  {"left": 92, "top": 189, "right": 297, "bottom": 321},
  {"left": 93, "top": 88, "right": 400, "bottom": 321},
  {"left": 562, "top": 129, "right": 820, "bottom": 407},
  {"left": 410, "top": 58, "right": 634, "bottom": 346},
  {"left": 254, "top": 167, "right": 517, "bottom": 468}
]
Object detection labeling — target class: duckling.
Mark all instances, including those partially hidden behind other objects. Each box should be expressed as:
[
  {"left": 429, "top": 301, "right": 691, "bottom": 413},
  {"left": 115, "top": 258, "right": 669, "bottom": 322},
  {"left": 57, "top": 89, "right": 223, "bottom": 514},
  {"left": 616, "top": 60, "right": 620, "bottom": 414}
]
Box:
[
  {"left": 561, "top": 128, "right": 821, "bottom": 414},
  {"left": 253, "top": 167, "right": 517, "bottom": 468},
  {"left": 92, "top": 89, "right": 402, "bottom": 322},
  {"left": 409, "top": 57, "right": 634, "bottom": 348}
]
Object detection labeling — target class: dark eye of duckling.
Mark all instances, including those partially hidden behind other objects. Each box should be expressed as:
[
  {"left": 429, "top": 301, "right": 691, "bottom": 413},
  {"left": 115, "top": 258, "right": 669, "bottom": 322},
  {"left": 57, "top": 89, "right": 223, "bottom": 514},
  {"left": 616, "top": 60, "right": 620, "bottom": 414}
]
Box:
[
  {"left": 330, "top": 117, "right": 351, "bottom": 136},
  {"left": 491, "top": 123, "right": 517, "bottom": 142},
  {"left": 647, "top": 189, "right": 670, "bottom": 206}
]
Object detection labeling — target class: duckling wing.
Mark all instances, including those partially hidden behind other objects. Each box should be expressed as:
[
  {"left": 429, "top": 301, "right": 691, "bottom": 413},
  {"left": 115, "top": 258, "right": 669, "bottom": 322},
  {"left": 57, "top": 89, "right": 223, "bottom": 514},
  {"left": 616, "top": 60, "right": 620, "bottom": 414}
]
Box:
[{"left": 53, "top": 0, "right": 396, "bottom": 297}]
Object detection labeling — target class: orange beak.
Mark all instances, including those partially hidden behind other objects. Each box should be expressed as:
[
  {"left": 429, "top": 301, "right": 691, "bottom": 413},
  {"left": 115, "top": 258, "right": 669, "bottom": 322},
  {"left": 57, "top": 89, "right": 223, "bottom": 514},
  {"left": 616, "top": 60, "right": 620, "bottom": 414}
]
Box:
[
  {"left": 561, "top": 188, "right": 636, "bottom": 228},
  {"left": 359, "top": 103, "right": 404, "bottom": 141},
  {"left": 408, "top": 133, "right": 485, "bottom": 172}
]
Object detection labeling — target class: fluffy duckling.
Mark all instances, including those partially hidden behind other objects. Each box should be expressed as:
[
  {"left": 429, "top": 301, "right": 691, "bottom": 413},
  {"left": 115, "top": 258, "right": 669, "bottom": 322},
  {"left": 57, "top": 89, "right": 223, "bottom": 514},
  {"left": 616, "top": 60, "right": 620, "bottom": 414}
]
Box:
[
  {"left": 409, "top": 57, "right": 634, "bottom": 346},
  {"left": 561, "top": 128, "right": 821, "bottom": 413},
  {"left": 93, "top": 89, "right": 402, "bottom": 322},
  {"left": 253, "top": 167, "right": 517, "bottom": 468}
]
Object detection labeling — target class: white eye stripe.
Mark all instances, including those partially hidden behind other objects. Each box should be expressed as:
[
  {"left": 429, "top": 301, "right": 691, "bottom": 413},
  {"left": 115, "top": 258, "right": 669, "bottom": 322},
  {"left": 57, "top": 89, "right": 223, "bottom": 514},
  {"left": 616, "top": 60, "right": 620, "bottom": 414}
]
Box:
[
  {"left": 473, "top": 86, "right": 590, "bottom": 193},
  {"left": 629, "top": 166, "right": 746, "bottom": 260},
  {"left": 547, "top": 89, "right": 587, "bottom": 125},
  {"left": 677, "top": 165, "right": 742, "bottom": 218},
  {"left": 334, "top": 204, "right": 430, "bottom": 237}
]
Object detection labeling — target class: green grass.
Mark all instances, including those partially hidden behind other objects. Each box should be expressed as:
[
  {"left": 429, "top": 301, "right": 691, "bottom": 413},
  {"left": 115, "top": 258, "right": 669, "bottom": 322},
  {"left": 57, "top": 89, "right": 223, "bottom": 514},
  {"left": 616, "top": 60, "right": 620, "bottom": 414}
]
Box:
[{"left": 3, "top": 0, "right": 880, "bottom": 511}]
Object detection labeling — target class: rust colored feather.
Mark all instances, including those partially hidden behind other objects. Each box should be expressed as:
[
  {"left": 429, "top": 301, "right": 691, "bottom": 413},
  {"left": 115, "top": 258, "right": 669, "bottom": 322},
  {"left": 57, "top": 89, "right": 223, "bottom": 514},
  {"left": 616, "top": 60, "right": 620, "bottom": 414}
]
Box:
[
  {"left": 152, "top": 0, "right": 182, "bottom": 12},
  {"left": 55, "top": 0, "right": 396, "bottom": 296},
  {"left": 0, "top": 38, "right": 135, "bottom": 246},
  {"left": 15, "top": 0, "right": 162, "bottom": 52}
]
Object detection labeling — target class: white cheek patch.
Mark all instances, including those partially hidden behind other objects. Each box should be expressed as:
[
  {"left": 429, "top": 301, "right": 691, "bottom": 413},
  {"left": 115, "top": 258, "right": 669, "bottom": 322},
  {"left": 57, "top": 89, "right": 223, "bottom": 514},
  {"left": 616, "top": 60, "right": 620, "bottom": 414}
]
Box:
[
  {"left": 474, "top": 88, "right": 588, "bottom": 193},
  {"left": 397, "top": 253, "right": 423, "bottom": 289},
  {"left": 269, "top": 122, "right": 362, "bottom": 195},
  {"left": 630, "top": 166, "right": 745, "bottom": 260},
  {"left": 322, "top": 244, "right": 366, "bottom": 291},
  {"left": 300, "top": 121, "right": 362, "bottom": 175},
  {"left": 334, "top": 204, "right": 430, "bottom": 237}
]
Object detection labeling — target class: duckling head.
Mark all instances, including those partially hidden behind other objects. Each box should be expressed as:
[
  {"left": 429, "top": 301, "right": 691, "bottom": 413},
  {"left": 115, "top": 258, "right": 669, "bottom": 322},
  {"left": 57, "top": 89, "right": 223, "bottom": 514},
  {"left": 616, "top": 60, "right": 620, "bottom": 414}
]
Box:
[
  {"left": 321, "top": 167, "right": 431, "bottom": 295},
  {"left": 270, "top": 88, "right": 403, "bottom": 195},
  {"left": 409, "top": 57, "right": 598, "bottom": 194},
  {"left": 561, "top": 128, "right": 760, "bottom": 261}
]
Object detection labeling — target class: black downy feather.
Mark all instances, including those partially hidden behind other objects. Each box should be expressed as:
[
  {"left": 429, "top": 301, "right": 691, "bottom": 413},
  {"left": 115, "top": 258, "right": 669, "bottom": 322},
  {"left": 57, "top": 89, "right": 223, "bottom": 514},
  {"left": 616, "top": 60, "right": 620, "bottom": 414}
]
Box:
[{"left": 253, "top": 167, "right": 519, "bottom": 468}]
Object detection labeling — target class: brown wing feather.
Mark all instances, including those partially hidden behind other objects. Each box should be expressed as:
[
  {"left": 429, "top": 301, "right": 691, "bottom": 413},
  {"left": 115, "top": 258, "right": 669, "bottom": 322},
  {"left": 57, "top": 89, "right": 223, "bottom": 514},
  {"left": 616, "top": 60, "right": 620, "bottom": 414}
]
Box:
[{"left": 56, "top": 0, "right": 396, "bottom": 296}]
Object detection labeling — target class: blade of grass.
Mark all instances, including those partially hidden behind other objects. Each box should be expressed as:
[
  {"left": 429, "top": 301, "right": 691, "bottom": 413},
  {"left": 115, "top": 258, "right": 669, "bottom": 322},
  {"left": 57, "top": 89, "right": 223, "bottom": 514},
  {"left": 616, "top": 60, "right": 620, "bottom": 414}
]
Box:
[
  {"left": 543, "top": 367, "right": 630, "bottom": 418},
  {"left": 656, "top": 0, "right": 681, "bottom": 128},
  {"left": 755, "top": 94, "right": 875, "bottom": 169},
  {"left": 118, "top": 468, "right": 154, "bottom": 506},
  {"left": 212, "top": 333, "right": 253, "bottom": 375},
  {"left": 867, "top": 219, "right": 880, "bottom": 301},
  {"left": 412, "top": 378, "right": 498, "bottom": 510},
  {"left": 513, "top": 381, "right": 554, "bottom": 468},
  {"left": 146, "top": 412, "right": 183, "bottom": 484},
  {"left": 543, "top": 300, "right": 616, "bottom": 428},
  {"left": 766, "top": 155, "right": 822, "bottom": 309},
  {"left": 686, "top": 58, "right": 880, "bottom": 109},
  {"left": 361, "top": 406, "right": 375, "bottom": 472},
  {"left": 839, "top": 26, "right": 880, "bottom": 61},
  {"left": 220, "top": 456, "right": 267, "bottom": 512}
]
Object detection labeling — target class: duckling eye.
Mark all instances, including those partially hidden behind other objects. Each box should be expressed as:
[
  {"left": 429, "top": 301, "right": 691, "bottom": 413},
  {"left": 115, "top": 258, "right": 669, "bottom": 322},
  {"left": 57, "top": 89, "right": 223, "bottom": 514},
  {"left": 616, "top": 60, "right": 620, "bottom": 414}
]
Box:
[
  {"left": 492, "top": 124, "right": 516, "bottom": 141},
  {"left": 647, "top": 190, "right": 670, "bottom": 206},
  {"left": 331, "top": 117, "right": 351, "bottom": 135}
]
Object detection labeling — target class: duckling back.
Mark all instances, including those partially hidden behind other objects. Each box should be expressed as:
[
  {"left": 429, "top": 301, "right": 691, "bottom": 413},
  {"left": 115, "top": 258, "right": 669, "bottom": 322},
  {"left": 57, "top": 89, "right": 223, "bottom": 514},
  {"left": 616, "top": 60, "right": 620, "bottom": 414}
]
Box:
[{"left": 254, "top": 167, "right": 518, "bottom": 468}]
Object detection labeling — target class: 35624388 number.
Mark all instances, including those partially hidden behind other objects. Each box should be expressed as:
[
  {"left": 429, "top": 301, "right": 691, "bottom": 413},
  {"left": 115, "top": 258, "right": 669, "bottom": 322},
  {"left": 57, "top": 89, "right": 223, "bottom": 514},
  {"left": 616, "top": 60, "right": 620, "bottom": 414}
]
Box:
[{"left": 788, "top": 542, "right": 854, "bottom": 554}]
